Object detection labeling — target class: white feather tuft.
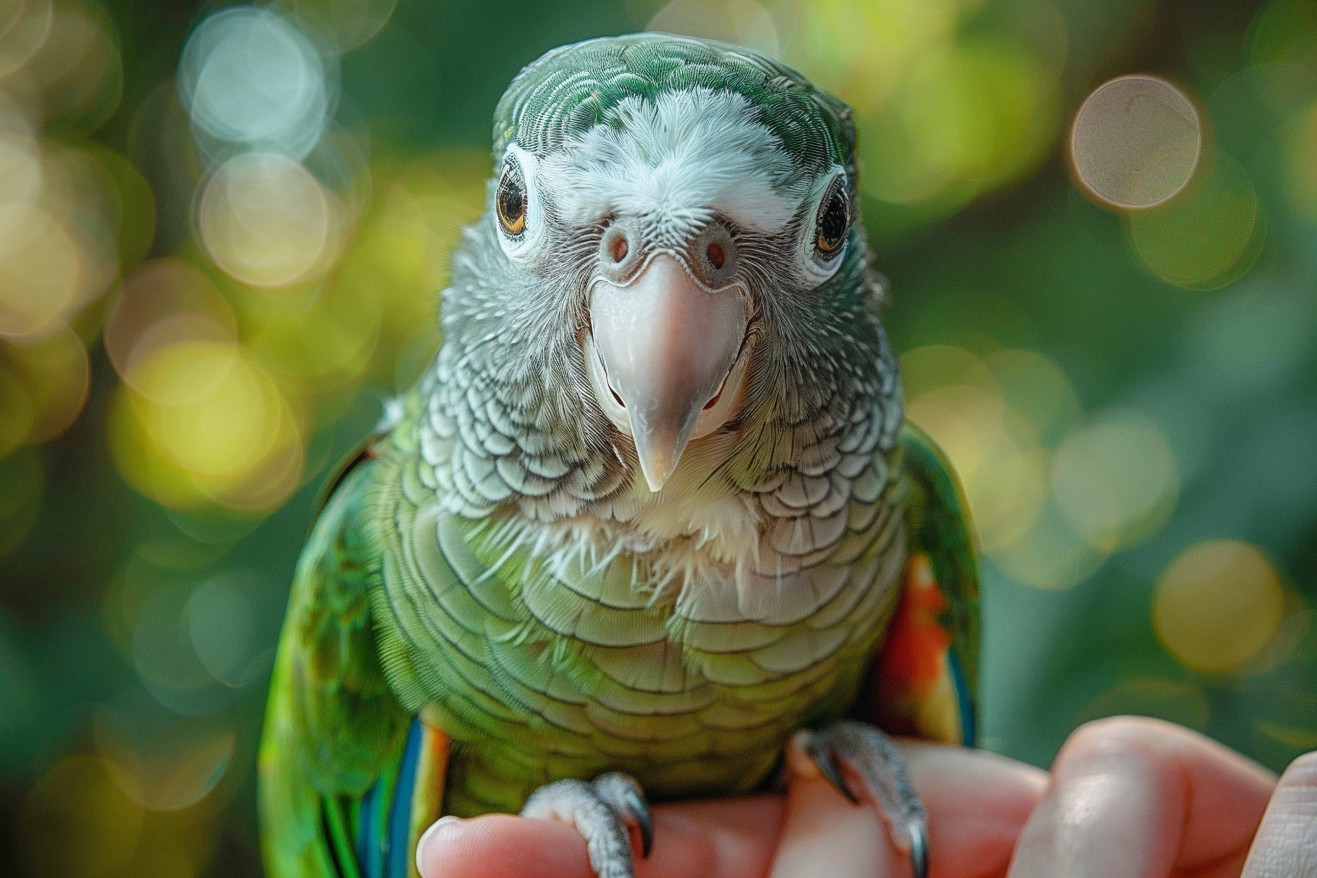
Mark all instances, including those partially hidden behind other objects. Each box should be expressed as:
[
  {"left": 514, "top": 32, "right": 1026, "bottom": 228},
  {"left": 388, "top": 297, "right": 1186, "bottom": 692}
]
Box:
[{"left": 540, "top": 88, "right": 803, "bottom": 238}]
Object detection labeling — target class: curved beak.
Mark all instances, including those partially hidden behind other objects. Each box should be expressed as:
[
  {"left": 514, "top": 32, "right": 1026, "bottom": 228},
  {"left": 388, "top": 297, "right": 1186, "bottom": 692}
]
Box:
[{"left": 586, "top": 254, "right": 749, "bottom": 492}]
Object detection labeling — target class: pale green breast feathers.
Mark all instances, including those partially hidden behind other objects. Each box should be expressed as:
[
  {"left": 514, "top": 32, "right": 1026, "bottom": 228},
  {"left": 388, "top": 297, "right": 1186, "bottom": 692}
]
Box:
[{"left": 359, "top": 33, "right": 912, "bottom": 814}]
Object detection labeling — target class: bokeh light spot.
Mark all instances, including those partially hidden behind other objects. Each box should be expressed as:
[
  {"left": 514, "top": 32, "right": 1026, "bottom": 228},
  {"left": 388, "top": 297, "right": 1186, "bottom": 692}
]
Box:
[
  {"left": 0, "top": 127, "right": 43, "bottom": 205},
  {"left": 138, "top": 346, "right": 278, "bottom": 479},
  {"left": 93, "top": 708, "right": 235, "bottom": 811},
  {"left": 965, "top": 446, "right": 1049, "bottom": 552},
  {"left": 1126, "top": 151, "right": 1264, "bottom": 290},
  {"left": 112, "top": 341, "right": 305, "bottom": 514},
  {"left": 1072, "top": 75, "right": 1201, "bottom": 209},
  {"left": 129, "top": 582, "right": 229, "bottom": 716},
  {"left": 777, "top": 0, "right": 959, "bottom": 117},
  {"left": 198, "top": 152, "right": 341, "bottom": 287},
  {"left": 0, "top": 0, "right": 53, "bottom": 79},
  {"left": 1154, "top": 540, "right": 1286, "bottom": 674},
  {"left": 0, "top": 202, "right": 84, "bottom": 339},
  {"left": 1052, "top": 409, "right": 1179, "bottom": 551},
  {"left": 986, "top": 349, "right": 1080, "bottom": 447},
  {"left": 105, "top": 259, "right": 237, "bottom": 390},
  {"left": 82, "top": 144, "right": 158, "bottom": 270},
  {"left": 1247, "top": 0, "right": 1317, "bottom": 69},
  {"left": 186, "top": 574, "right": 256, "bottom": 687},
  {"left": 902, "top": 345, "right": 1058, "bottom": 554},
  {"left": 180, "top": 6, "right": 333, "bottom": 159},
  {"left": 991, "top": 505, "right": 1108, "bottom": 590},
  {"left": 1, "top": 325, "right": 90, "bottom": 444},
  {"left": 127, "top": 339, "right": 239, "bottom": 409},
  {"left": 856, "top": 36, "right": 1058, "bottom": 210},
  {"left": 24, "top": 4, "right": 123, "bottom": 133}
]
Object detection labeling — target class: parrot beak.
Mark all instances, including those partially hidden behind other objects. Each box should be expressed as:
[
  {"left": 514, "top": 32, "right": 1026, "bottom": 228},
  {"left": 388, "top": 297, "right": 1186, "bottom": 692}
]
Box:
[{"left": 586, "top": 254, "right": 750, "bottom": 492}]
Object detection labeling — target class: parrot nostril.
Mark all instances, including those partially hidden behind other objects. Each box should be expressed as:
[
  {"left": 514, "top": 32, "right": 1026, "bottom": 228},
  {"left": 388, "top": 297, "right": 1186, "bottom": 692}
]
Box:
[
  {"left": 706, "top": 241, "right": 725, "bottom": 270},
  {"left": 693, "top": 222, "right": 737, "bottom": 285},
  {"left": 599, "top": 223, "right": 635, "bottom": 274}
]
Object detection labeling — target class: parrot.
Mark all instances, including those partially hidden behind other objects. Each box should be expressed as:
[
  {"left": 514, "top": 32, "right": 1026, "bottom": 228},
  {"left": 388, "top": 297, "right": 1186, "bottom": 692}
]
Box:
[{"left": 259, "top": 32, "right": 979, "bottom": 878}]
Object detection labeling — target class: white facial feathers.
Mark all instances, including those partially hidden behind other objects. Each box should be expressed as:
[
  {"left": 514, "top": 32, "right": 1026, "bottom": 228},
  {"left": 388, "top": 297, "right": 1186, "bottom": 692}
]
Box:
[{"left": 537, "top": 88, "right": 805, "bottom": 240}]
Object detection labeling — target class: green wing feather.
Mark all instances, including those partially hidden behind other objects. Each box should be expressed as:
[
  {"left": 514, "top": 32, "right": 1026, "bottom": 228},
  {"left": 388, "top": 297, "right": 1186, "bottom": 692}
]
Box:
[
  {"left": 863, "top": 421, "right": 981, "bottom": 744},
  {"left": 902, "top": 421, "right": 981, "bottom": 700},
  {"left": 259, "top": 454, "right": 410, "bottom": 878}
]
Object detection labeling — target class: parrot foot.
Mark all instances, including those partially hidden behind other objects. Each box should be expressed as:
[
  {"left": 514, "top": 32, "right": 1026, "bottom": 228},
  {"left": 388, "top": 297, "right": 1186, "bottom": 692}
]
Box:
[
  {"left": 520, "top": 771, "right": 653, "bottom": 878},
  {"left": 788, "top": 721, "right": 929, "bottom": 878}
]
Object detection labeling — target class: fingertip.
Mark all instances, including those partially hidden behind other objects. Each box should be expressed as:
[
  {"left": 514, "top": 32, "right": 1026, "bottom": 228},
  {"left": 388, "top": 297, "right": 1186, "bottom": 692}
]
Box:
[
  {"left": 1241, "top": 751, "right": 1317, "bottom": 878},
  {"left": 895, "top": 740, "right": 1047, "bottom": 878},
  {"left": 416, "top": 814, "right": 592, "bottom": 878},
  {"left": 769, "top": 765, "right": 892, "bottom": 878},
  {"left": 416, "top": 816, "right": 463, "bottom": 877}
]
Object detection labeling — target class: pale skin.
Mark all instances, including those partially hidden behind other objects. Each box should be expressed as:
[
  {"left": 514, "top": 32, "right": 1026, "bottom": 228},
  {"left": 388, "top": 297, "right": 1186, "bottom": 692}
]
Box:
[{"left": 417, "top": 717, "right": 1316, "bottom": 878}]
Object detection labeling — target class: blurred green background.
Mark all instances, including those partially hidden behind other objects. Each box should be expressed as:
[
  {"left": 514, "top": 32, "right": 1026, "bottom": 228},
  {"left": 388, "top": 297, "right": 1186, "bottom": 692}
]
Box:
[{"left": 1, "top": 0, "right": 1314, "bottom": 875}]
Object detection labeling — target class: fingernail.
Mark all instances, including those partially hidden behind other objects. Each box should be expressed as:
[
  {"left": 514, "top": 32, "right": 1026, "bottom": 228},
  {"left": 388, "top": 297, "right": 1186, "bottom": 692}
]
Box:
[{"left": 416, "top": 816, "right": 464, "bottom": 876}]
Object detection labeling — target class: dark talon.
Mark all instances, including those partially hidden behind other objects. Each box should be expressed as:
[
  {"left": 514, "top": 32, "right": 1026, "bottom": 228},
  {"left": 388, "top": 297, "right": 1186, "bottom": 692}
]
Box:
[
  {"left": 806, "top": 739, "right": 859, "bottom": 804},
  {"left": 635, "top": 802, "right": 653, "bottom": 858},
  {"left": 615, "top": 782, "right": 653, "bottom": 858},
  {"left": 590, "top": 772, "right": 654, "bottom": 860},
  {"left": 793, "top": 722, "right": 928, "bottom": 878},
  {"left": 908, "top": 819, "right": 928, "bottom": 878}
]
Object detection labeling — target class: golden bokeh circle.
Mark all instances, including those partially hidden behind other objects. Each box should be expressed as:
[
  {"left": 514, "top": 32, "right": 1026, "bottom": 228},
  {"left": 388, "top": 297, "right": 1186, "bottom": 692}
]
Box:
[{"left": 1154, "top": 540, "right": 1286, "bottom": 674}]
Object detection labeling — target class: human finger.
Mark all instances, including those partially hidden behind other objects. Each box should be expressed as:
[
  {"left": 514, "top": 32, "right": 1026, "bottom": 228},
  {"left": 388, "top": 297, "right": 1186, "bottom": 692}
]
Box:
[
  {"left": 769, "top": 738, "right": 1047, "bottom": 878},
  {"left": 416, "top": 796, "right": 784, "bottom": 878},
  {"left": 417, "top": 814, "right": 592, "bottom": 878},
  {"left": 419, "top": 741, "right": 1046, "bottom": 878},
  {"left": 1241, "top": 751, "right": 1317, "bottom": 878},
  {"left": 1007, "top": 716, "right": 1277, "bottom": 878},
  {"left": 902, "top": 741, "right": 1048, "bottom": 878}
]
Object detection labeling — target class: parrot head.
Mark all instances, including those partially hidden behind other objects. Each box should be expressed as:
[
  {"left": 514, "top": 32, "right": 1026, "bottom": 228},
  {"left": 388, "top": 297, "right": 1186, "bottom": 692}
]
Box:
[{"left": 441, "top": 33, "right": 894, "bottom": 509}]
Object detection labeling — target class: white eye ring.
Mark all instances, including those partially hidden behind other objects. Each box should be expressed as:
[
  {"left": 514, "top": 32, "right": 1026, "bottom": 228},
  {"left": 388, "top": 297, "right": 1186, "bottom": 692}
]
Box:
[
  {"left": 494, "top": 143, "right": 544, "bottom": 260},
  {"left": 797, "top": 165, "right": 849, "bottom": 287}
]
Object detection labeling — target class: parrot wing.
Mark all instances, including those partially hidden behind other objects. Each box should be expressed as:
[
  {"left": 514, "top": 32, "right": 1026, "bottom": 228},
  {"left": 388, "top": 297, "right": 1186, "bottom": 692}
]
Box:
[
  {"left": 260, "top": 448, "right": 446, "bottom": 878},
  {"left": 861, "top": 421, "right": 981, "bottom": 746}
]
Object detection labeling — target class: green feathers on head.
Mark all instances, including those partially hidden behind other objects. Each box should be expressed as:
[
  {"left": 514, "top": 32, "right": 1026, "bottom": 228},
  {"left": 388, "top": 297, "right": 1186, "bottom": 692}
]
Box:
[{"left": 494, "top": 33, "right": 856, "bottom": 181}]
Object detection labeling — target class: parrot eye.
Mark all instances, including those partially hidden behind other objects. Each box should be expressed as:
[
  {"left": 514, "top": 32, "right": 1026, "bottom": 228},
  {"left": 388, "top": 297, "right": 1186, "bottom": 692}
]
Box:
[
  {"left": 496, "top": 163, "right": 527, "bottom": 236},
  {"left": 814, "top": 178, "right": 849, "bottom": 257}
]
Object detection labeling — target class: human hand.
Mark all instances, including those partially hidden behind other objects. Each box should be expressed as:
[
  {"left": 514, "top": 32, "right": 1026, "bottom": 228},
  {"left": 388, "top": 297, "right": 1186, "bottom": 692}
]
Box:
[
  {"left": 1006, "top": 716, "right": 1305, "bottom": 878},
  {"left": 415, "top": 740, "right": 1046, "bottom": 878},
  {"left": 416, "top": 717, "right": 1311, "bottom": 878}
]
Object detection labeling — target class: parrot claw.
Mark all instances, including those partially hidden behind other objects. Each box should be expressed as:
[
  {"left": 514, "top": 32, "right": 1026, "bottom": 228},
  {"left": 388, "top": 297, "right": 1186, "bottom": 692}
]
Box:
[
  {"left": 803, "top": 737, "right": 860, "bottom": 804},
  {"left": 520, "top": 771, "right": 653, "bottom": 878},
  {"left": 790, "top": 721, "right": 929, "bottom": 878},
  {"left": 592, "top": 772, "right": 653, "bottom": 858},
  {"left": 908, "top": 818, "right": 929, "bottom": 878}
]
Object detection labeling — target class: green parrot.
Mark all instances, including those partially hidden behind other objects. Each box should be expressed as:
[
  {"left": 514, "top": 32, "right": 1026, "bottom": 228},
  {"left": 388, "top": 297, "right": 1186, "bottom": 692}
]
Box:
[{"left": 259, "top": 32, "right": 979, "bottom": 878}]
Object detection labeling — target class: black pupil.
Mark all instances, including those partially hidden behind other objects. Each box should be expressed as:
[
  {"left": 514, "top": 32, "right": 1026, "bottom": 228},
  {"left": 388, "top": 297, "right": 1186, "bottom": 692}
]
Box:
[
  {"left": 819, "top": 189, "right": 848, "bottom": 249},
  {"left": 499, "top": 176, "right": 524, "bottom": 225}
]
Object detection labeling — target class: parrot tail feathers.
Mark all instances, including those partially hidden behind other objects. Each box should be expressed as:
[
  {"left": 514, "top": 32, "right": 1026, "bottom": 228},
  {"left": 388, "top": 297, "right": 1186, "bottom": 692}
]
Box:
[{"left": 356, "top": 718, "right": 450, "bottom": 878}]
